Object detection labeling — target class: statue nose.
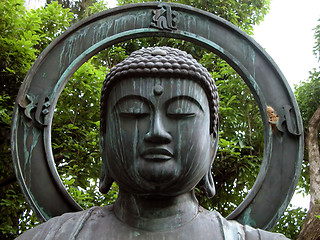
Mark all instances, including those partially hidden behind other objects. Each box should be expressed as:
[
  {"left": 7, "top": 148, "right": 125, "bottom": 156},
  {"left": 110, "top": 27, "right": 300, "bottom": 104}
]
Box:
[{"left": 144, "top": 112, "right": 172, "bottom": 144}]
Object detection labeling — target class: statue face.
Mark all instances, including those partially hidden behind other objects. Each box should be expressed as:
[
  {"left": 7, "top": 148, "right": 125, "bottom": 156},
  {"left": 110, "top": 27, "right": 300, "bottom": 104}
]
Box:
[{"left": 103, "top": 77, "right": 214, "bottom": 196}]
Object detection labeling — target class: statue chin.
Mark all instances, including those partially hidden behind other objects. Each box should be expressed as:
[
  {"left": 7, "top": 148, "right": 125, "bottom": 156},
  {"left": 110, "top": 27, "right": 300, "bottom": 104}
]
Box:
[
  {"left": 110, "top": 163, "right": 200, "bottom": 197},
  {"left": 137, "top": 160, "right": 178, "bottom": 183}
]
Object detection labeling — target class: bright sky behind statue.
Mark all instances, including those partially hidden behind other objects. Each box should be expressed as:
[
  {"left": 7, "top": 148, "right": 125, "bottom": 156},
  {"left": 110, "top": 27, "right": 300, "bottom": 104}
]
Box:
[{"left": 254, "top": 0, "right": 320, "bottom": 90}]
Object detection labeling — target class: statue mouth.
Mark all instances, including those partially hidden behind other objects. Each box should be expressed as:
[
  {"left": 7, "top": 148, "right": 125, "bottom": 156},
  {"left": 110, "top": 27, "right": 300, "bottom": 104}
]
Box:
[{"left": 141, "top": 148, "right": 173, "bottom": 161}]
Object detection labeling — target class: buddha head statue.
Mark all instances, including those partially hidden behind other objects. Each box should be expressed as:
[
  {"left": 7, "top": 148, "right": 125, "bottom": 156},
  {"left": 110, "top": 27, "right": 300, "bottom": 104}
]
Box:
[{"left": 99, "top": 47, "right": 219, "bottom": 199}]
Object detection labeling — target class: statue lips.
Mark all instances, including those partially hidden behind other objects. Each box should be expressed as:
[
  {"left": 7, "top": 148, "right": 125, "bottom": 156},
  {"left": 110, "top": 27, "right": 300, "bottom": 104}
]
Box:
[{"left": 141, "top": 148, "right": 173, "bottom": 162}]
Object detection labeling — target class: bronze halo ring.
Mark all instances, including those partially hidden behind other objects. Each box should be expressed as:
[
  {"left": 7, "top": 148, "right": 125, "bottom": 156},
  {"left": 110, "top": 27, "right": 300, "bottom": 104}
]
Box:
[{"left": 11, "top": 2, "right": 303, "bottom": 230}]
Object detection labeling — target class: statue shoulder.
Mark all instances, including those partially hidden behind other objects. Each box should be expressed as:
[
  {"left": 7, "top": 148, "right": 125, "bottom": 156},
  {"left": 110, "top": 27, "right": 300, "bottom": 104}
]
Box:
[
  {"left": 211, "top": 210, "right": 289, "bottom": 240},
  {"left": 16, "top": 206, "right": 289, "bottom": 240},
  {"left": 16, "top": 206, "right": 111, "bottom": 240}
]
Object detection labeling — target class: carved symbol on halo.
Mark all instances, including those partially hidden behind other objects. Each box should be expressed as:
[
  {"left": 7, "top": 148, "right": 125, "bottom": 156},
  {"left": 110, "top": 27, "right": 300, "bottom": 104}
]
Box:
[
  {"left": 150, "top": 3, "right": 178, "bottom": 31},
  {"left": 20, "top": 94, "right": 51, "bottom": 127},
  {"left": 276, "top": 105, "right": 301, "bottom": 136}
]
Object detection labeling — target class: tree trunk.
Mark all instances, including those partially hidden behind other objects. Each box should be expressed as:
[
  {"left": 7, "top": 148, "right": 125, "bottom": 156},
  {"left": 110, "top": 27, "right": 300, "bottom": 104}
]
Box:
[{"left": 297, "top": 106, "right": 320, "bottom": 240}]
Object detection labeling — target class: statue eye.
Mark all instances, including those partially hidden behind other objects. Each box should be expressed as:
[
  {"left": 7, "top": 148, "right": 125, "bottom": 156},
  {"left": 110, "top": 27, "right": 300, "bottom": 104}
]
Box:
[
  {"left": 166, "top": 98, "right": 202, "bottom": 119},
  {"left": 115, "top": 99, "right": 150, "bottom": 118}
]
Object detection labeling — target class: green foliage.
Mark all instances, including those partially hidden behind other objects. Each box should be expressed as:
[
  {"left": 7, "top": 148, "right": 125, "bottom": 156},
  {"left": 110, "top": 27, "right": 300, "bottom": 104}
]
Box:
[
  {"left": 34, "top": 2, "right": 74, "bottom": 51},
  {"left": 314, "top": 18, "right": 320, "bottom": 61},
  {"left": 0, "top": 95, "right": 12, "bottom": 126},
  {"left": 295, "top": 70, "right": 320, "bottom": 128},
  {"left": 52, "top": 59, "right": 106, "bottom": 207},
  {"left": 273, "top": 205, "right": 308, "bottom": 239},
  {"left": 46, "top": 0, "right": 109, "bottom": 22},
  {"left": 0, "top": 0, "right": 40, "bottom": 98},
  {"left": 293, "top": 70, "right": 320, "bottom": 196},
  {"left": 0, "top": 186, "right": 39, "bottom": 238},
  {"left": 0, "top": 0, "right": 75, "bottom": 238},
  {"left": 0, "top": 0, "right": 73, "bottom": 98},
  {"left": 88, "top": 0, "right": 109, "bottom": 14}
]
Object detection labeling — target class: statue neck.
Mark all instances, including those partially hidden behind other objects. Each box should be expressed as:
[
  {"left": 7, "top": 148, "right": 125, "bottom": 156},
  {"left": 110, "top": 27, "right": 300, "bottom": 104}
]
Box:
[{"left": 113, "top": 189, "right": 199, "bottom": 232}]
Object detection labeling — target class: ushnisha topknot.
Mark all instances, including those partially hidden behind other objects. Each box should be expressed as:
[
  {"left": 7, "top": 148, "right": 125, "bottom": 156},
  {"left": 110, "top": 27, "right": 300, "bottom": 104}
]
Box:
[{"left": 100, "top": 47, "right": 219, "bottom": 134}]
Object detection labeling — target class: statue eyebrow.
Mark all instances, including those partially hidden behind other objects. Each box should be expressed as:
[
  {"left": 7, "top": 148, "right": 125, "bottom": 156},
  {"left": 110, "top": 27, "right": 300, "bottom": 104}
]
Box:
[
  {"left": 113, "top": 95, "right": 151, "bottom": 112},
  {"left": 165, "top": 95, "right": 204, "bottom": 112}
]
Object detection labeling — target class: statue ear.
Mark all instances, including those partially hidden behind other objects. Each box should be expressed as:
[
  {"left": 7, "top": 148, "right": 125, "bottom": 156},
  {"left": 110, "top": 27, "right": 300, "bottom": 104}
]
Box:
[
  {"left": 197, "top": 129, "right": 219, "bottom": 198},
  {"left": 99, "top": 133, "right": 114, "bottom": 194},
  {"left": 99, "top": 161, "right": 114, "bottom": 194},
  {"left": 199, "top": 166, "right": 216, "bottom": 198}
]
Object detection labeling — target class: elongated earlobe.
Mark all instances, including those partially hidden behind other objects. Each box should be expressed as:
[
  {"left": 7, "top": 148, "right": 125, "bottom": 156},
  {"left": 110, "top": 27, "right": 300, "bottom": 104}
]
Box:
[
  {"left": 99, "top": 162, "right": 114, "bottom": 194},
  {"left": 198, "top": 168, "right": 216, "bottom": 198},
  {"left": 197, "top": 129, "right": 218, "bottom": 198},
  {"left": 99, "top": 134, "right": 114, "bottom": 194}
]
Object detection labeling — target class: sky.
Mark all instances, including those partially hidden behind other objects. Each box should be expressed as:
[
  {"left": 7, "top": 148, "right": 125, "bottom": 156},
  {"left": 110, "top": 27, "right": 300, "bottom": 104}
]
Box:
[{"left": 253, "top": 0, "right": 320, "bottom": 90}]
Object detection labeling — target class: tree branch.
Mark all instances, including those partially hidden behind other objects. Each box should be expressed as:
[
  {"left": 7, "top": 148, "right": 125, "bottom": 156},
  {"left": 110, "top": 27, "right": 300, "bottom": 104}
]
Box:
[{"left": 307, "top": 105, "right": 320, "bottom": 206}]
